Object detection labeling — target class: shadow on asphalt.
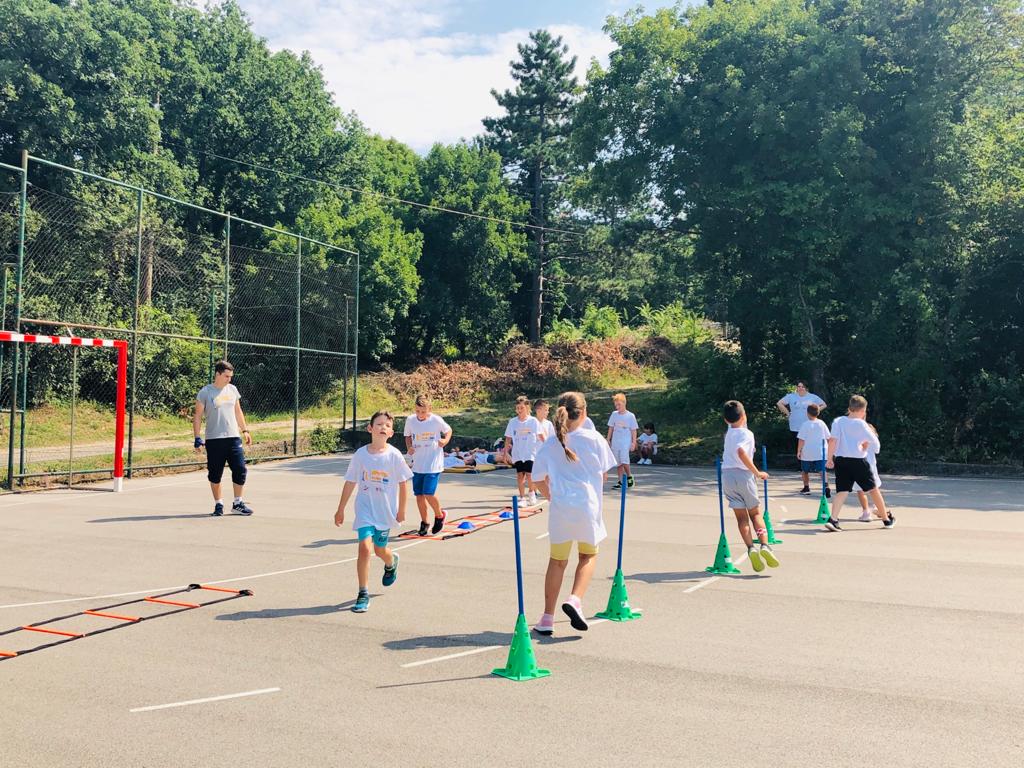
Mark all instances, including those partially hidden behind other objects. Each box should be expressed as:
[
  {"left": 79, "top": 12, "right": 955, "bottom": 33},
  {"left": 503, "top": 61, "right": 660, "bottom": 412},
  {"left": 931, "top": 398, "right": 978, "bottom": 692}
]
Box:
[
  {"left": 302, "top": 538, "right": 359, "bottom": 548},
  {"left": 88, "top": 513, "right": 216, "bottom": 523},
  {"left": 216, "top": 595, "right": 380, "bottom": 620}
]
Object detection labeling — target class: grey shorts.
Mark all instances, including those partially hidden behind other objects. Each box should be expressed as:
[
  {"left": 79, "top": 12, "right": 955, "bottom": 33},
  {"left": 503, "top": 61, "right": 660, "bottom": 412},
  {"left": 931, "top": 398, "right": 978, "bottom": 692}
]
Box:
[{"left": 722, "top": 469, "right": 760, "bottom": 510}]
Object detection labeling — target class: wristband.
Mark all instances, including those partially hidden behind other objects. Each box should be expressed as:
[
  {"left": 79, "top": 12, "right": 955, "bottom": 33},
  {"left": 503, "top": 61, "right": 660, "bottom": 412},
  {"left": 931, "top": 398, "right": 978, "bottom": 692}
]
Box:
[
  {"left": 194, "top": 437, "right": 204, "bottom": 448},
  {"left": 242, "top": 429, "right": 250, "bottom": 433}
]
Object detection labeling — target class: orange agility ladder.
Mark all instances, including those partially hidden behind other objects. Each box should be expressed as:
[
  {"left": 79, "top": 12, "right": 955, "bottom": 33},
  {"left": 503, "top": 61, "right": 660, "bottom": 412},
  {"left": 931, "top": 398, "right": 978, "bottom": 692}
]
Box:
[
  {"left": 0, "top": 584, "right": 252, "bottom": 660},
  {"left": 397, "top": 502, "right": 546, "bottom": 541}
]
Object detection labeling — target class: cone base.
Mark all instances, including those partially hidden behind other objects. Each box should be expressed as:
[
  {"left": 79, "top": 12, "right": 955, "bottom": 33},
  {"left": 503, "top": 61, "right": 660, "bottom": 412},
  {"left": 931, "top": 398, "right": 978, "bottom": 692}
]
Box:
[
  {"left": 595, "top": 609, "right": 642, "bottom": 621},
  {"left": 705, "top": 564, "right": 741, "bottom": 574},
  {"left": 492, "top": 667, "right": 551, "bottom": 681},
  {"left": 766, "top": 535, "right": 783, "bottom": 545}
]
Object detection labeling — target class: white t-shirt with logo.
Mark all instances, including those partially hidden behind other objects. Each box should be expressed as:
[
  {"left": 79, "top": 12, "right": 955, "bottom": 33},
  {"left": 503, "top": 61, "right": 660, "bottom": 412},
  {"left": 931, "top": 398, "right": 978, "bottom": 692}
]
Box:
[
  {"left": 782, "top": 392, "right": 826, "bottom": 432},
  {"left": 505, "top": 416, "right": 541, "bottom": 463},
  {"left": 796, "top": 419, "right": 831, "bottom": 461},
  {"left": 537, "top": 418, "right": 556, "bottom": 441},
  {"left": 722, "top": 426, "right": 755, "bottom": 472},
  {"left": 607, "top": 410, "right": 639, "bottom": 448},
  {"left": 343, "top": 445, "right": 413, "bottom": 532},
  {"left": 532, "top": 428, "right": 618, "bottom": 546},
  {"left": 831, "top": 416, "right": 876, "bottom": 458},
  {"left": 403, "top": 413, "right": 451, "bottom": 474}
]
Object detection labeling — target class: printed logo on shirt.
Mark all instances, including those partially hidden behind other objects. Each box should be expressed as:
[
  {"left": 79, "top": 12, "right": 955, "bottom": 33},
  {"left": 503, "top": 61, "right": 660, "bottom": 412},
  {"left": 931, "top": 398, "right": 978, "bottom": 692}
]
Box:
[
  {"left": 361, "top": 468, "right": 391, "bottom": 492},
  {"left": 213, "top": 392, "right": 235, "bottom": 407}
]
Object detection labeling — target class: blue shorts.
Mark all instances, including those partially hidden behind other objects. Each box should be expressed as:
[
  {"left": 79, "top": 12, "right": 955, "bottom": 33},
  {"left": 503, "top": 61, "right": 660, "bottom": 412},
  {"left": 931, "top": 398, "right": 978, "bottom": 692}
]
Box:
[
  {"left": 357, "top": 526, "right": 390, "bottom": 548},
  {"left": 412, "top": 472, "right": 440, "bottom": 496},
  {"left": 801, "top": 459, "right": 824, "bottom": 473}
]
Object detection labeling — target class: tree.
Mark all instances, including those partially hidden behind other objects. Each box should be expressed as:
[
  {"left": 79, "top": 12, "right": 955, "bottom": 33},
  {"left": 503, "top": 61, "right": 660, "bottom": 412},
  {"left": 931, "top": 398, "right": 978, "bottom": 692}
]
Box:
[{"left": 484, "top": 29, "right": 580, "bottom": 343}]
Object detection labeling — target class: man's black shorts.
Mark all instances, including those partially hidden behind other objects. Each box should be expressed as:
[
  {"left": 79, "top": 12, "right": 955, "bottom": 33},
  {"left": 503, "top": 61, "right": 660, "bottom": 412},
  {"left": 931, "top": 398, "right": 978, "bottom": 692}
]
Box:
[
  {"left": 206, "top": 436, "right": 247, "bottom": 485},
  {"left": 513, "top": 460, "right": 534, "bottom": 474},
  {"left": 834, "top": 456, "right": 875, "bottom": 493}
]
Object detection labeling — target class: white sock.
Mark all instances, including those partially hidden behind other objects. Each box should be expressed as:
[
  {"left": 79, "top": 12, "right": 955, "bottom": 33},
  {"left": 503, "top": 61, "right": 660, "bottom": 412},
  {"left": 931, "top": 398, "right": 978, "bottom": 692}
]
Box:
[
  {"left": 215, "top": 499, "right": 223, "bottom": 506},
  {"left": 234, "top": 496, "right": 243, "bottom": 504}
]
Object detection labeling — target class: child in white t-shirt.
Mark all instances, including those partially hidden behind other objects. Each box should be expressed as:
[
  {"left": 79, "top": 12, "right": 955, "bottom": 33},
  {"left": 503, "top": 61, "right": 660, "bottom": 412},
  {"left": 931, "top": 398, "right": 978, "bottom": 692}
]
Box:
[
  {"left": 825, "top": 395, "right": 894, "bottom": 531},
  {"left": 335, "top": 411, "right": 413, "bottom": 613},
  {"left": 504, "top": 395, "right": 542, "bottom": 507},
  {"left": 531, "top": 391, "right": 618, "bottom": 636},
  {"left": 796, "top": 403, "right": 831, "bottom": 495},
  {"left": 721, "top": 400, "right": 780, "bottom": 573},
  {"left": 854, "top": 423, "right": 883, "bottom": 521},
  {"left": 606, "top": 392, "right": 639, "bottom": 488},
  {"left": 637, "top": 422, "right": 658, "bottom": 465},
  {"left": 403, "top": 394, "right": 452, "bottom": 536},
  {"left": 534, "top": 398, "right": 556, "bottom": 442}
]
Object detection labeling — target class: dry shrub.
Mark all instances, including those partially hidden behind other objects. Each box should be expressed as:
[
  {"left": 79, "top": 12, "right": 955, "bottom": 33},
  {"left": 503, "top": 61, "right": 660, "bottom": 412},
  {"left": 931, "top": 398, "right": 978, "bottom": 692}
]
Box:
[
  {"left": 496, "top": 344, "right": 563, "bottom": 384},
  {"left": 367, "top": 361, "right": 516, "bottom": 406},
  {"left": 552, "top": 338, "right": 644, "bottom": 386}
]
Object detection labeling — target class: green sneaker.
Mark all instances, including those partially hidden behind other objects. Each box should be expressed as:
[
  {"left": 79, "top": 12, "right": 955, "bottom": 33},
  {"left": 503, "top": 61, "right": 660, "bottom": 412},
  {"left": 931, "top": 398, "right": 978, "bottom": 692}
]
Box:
[
  {"left": 626, "top": 476, "right": 635, "bottom": 488},
  {"left": 760, "top": 545, "right": 779, "bottom": 568},
  {"left": 748, "top": 546, "right": 765, "bottom": 573},
  {"left": 352, "top": 590, "right": 370, "bottom": 613},
  {"left": 382, "top": 553, "right": 399, "bottom": 587}
]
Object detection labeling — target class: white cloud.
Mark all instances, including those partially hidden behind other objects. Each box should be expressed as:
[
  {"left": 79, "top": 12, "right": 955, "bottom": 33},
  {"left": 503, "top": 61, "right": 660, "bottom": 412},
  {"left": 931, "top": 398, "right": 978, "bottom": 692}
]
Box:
[{"left": 236, "top": 1, "right": 615, "bottom": 152}]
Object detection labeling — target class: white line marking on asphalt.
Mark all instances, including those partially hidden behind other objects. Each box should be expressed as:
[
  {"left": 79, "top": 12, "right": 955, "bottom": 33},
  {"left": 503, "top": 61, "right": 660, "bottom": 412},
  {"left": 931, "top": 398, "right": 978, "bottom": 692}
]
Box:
[
  {"left": 535, "top": 532, "right": 549, "bottom": 539},
  {"left": 130, "top": 687, "right": 280, "bottom": 713},
  {"left": 400, "top": 646, "right": 502, "bottom": 668},
  {"left": 0, "top": 539, "right": 430, "bottom": 610},
  {"left": 682, "top": 552, "right": 749, "bottom": 594}
]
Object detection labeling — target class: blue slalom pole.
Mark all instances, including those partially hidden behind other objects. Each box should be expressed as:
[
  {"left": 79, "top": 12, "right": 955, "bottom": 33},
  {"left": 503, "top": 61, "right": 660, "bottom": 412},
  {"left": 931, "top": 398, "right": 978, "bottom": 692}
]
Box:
[
  {"left": 821, "top": 439, "right": 827, "bottom": 494},
  {"left": 761, "top": 445, "right": 769, "bottom": 510},
  {"left": 716, "top": 457, "right": 725, "bottom": 536},
  {"left": 615, "top": 480, "right": 627, "bottom": 571},
  {"left": 512, "top": 494, "right": 524, "bottom": 617}
]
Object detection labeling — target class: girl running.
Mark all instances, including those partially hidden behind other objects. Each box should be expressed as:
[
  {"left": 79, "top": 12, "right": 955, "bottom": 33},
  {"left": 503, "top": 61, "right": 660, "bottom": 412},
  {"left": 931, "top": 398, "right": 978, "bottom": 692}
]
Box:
[{"left": 531, "top": 392, "right": 617, "bottom": 636}]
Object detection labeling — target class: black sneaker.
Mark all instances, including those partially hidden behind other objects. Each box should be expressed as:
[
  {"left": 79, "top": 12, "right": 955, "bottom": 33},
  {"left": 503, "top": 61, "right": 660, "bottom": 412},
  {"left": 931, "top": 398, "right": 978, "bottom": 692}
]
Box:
[
  {"left": 799, "top": 486, "right": 811, "bottom": 495},
  {"left": 825, "top": 486, "right": 832, "bottom": 499},
  {"left": 211, "top": 502, "right": 224, "bottom": 517},
  {"left": 611, "top": 482, "right": 622, "bottom": 490},
  {"left": 882, "top": 513, "right": 896, "bottom": 529},
  {"left": 232, "top": 500, "right": 253, "bottom": 516},
  {"left": 382, "top": 553, "right": 399, "bottom": 586},
  {"left": 626, "top": 476, "right": 635, "bottom": 488},
  {"left": 824, "top": 517, "right": 843, "bottom": 532},
  {"left": 431, "top": 511, "right": 446, "bottom": 535},
  {"left": 417, "top": 521, "right": 429, "bottom": 537}
]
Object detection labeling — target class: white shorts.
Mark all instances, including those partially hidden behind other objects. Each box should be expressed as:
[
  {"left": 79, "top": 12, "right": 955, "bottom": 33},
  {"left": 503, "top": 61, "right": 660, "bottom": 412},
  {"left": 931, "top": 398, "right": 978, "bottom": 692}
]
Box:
[
  {"left": 722, "top": 469, "right": 760, "bottom": 509},
  {"left": 611, "top": 443, "right": 631, "bottom": 465}
]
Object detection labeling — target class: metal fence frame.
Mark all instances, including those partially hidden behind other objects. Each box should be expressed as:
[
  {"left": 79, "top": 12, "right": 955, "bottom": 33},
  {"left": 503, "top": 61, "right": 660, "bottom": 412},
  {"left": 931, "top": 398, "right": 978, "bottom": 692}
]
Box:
[{"left": 0, "top": 151, "right": 361, "bottom": 489}]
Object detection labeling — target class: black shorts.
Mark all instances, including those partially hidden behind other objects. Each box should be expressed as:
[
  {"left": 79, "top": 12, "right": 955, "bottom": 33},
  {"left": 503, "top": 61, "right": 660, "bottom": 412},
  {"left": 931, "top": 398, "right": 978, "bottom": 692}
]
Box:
[
  {"left": 206, "top": 437, "right": 247, "bottom": 485},
  {"left": 834, "top": 456, "right": 874, "bottom": 493},
  {"left": 513, "top": 460, "right": 534, "bottom": 474}
]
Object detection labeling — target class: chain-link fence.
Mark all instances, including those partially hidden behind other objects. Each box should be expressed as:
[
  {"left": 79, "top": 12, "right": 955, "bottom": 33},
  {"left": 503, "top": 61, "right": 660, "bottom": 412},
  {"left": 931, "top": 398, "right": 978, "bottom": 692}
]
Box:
[{"left": 0, "top": 154, "right": 358, "bottom": 490}]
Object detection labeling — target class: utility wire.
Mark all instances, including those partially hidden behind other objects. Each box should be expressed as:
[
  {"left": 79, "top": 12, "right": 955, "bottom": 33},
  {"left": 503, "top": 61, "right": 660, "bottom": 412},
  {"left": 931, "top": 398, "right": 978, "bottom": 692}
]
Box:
[{"left": 159, "top": 138, "right": 584, "bottom": 238}]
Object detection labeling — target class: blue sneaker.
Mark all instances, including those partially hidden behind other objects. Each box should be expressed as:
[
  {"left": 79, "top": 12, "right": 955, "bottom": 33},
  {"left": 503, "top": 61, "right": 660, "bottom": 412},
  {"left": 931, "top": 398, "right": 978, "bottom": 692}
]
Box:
[
  {"left": 382, "top": 553, "right": 399, "bottom": 587},
  {"left": 232, "top": 500, "right": 254, "bottom": 516},
  {"left": 211, "top": 502, "right": 224, "bottom": 517},
  {"left": 352, "top": 591, "right": 370, "bottom": 613}
]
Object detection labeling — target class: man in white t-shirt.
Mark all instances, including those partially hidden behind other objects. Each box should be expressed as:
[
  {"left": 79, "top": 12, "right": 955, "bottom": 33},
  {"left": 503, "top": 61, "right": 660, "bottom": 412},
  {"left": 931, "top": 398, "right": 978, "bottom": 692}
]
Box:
[
  {"left": 777, "top": 381, "right": 826, "bottom": 443},
  {"left": 824, "top": 394, "right": 894, "bottom": 532},
  {"left": 403, "top": 394, "right": 452, "bottom": 537}
]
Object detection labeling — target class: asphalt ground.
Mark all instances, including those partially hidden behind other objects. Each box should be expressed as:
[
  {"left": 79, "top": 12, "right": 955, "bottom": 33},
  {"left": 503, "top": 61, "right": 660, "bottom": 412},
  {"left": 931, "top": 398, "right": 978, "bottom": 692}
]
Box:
[{"left": 1, "top": 457, "right": 1021, "bottom": 767}]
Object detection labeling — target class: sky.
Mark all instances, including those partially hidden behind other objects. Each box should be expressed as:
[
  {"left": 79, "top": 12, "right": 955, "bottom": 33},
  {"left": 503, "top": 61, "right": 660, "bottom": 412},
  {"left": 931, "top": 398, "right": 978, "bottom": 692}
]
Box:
[{"left": 234, "top": 0, "right": 686, "bottom": 152}]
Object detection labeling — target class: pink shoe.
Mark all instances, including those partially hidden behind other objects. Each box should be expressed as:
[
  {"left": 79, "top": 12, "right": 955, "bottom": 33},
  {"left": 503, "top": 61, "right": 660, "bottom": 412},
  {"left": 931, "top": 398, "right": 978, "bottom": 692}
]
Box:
[
  {"left": 533, "top": 613, "right": 554, "bottom": 636},
  {"left": 561, "top": 594, "right": 589, "bottom": 631}
]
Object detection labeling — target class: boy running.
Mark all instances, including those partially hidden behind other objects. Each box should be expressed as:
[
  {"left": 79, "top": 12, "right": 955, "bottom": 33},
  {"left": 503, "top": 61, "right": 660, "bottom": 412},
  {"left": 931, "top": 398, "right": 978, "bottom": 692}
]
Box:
[
  {"left": 403, "top": 394, "right": 452, "bottom": 536},
  {"left": 504, "top": 396, "right": 542, "bottom": 507},
  {"left": 532, "top": 392, "right": 617, "bottom": 636},
  {"left": 606, "top": 393, "right": 638, "bottom": 488},
  {"left": 193, "top": 360, "right": 253, "bottom": 516},
  {"left": 722, "top": 400, "right": 780, "bottom": 573},
  {"left": 824, "top": 395, "right": 895, "bottom": 531},
  {"left": 796, "top": 403, "right": 831, "bottom": 496},
  {"left": 335, "top": 411, "right": 413, "bottom": 613}
]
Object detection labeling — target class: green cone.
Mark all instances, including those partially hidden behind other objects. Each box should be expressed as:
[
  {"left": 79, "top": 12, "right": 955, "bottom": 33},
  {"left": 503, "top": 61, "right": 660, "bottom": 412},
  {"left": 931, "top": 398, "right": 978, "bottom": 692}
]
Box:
[
  {"left": 816, "top": 494, "right": 831, "bottom": 523},
  {"left": 763, "top": 509, "right": 783, "bottom": 544},
  {"left": 595, "top": 569, "right": 643, "bottom": 621},
  {"left": 705, "top": 532, "right": 741, "bottom": 574},
  {"left": 492, "top": 614, "right": 551, "bottom": 681}
]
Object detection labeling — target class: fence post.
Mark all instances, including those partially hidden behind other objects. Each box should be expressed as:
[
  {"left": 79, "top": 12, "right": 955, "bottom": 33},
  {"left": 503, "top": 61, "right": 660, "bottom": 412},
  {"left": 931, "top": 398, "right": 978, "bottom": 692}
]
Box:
[
  {"left": 127, "top": 188, "right": 143, "bottom": 478},
  {"left": 342, "top": 296, "right": 349, "bottom": 432},
  {"left": 223, "top": 214, "right": 231, "bottom": 360},
  {"left": 208, "top": 292, "right": 215, "bottom": 382},
  {"left": 6, "top": 150, "right": 27, "bottom": 489},
  {"left": 293, "top": 237, "right": 301, "bottom": 454},
  {"left": 0, "top": 264, "right": 8, "bottom": 388},
  {"left": 351, "top": 254, "right": 360, "bottom": 438}
]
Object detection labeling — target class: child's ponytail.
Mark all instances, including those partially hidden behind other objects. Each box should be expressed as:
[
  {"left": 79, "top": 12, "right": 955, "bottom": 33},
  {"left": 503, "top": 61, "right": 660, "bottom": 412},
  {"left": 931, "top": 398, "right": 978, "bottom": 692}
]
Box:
[{"left": 554, "top": 391, "right": 587, "bottom": 462}]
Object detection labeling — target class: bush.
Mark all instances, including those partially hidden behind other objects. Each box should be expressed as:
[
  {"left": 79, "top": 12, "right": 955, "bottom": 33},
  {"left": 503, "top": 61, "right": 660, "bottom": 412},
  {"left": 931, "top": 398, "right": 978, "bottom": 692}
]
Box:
[{"left": 309, "top": 424, "right": 341, "bottom": 453}]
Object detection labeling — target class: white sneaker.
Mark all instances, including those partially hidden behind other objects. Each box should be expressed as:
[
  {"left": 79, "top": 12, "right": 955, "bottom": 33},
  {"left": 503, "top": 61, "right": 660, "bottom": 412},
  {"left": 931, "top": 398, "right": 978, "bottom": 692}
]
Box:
[
  {"left": 857, "top": 509, "right": 872, "bottom": 522},
  {"left": 527, "top": 492, "right": 538, "bottom": 507}
]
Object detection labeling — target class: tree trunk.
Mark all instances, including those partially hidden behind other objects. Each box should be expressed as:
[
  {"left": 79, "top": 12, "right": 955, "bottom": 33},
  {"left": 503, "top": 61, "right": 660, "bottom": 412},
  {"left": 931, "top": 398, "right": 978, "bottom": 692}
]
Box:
[{"left": 529, "top": 106, "right": 546, "bottom": 344}]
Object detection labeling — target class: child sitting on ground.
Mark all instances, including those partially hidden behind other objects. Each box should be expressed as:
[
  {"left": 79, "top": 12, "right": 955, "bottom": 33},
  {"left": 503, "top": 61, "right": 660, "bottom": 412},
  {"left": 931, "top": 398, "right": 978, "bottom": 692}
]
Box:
[{"left": 637, "top": 422, "right": 658, "bottom": 465}]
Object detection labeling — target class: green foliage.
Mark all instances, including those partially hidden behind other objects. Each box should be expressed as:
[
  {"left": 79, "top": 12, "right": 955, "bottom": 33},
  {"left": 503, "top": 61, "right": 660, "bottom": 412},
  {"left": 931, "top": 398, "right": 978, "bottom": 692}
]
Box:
[
  {"left": 637, "top": 302, "right": 715, "bottom": 347},
  {"left": 308, "top": 424, "right": 340, "bottom": 454}
]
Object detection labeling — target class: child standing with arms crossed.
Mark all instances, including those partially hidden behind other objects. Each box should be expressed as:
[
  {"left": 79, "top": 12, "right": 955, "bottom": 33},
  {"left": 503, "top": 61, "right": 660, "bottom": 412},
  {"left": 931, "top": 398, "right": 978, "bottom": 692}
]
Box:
[
  {"left": 722, "top": 400, "right": 781, "bottom": 573},
  {"left": 531, "top": 392, "right": 617, "bottom": 636},
  {"left": 607, "top": 392, "right": 638, "bottom": 489},
  {"left": 504, "top": 395, "right": 543, "bottom": 507},
  {"left": 403, "top": 394, "right": 452, "bottom": 536},
  {"left": 334, "top": 411, "right": 413, "bottom": 613}
]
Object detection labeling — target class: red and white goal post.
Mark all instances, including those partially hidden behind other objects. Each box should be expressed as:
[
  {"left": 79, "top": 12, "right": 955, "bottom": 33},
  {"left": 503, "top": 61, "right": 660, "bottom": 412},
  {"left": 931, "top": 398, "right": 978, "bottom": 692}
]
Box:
[{"left": 0, "top": 331, "right": 127, "bottom": 491}]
